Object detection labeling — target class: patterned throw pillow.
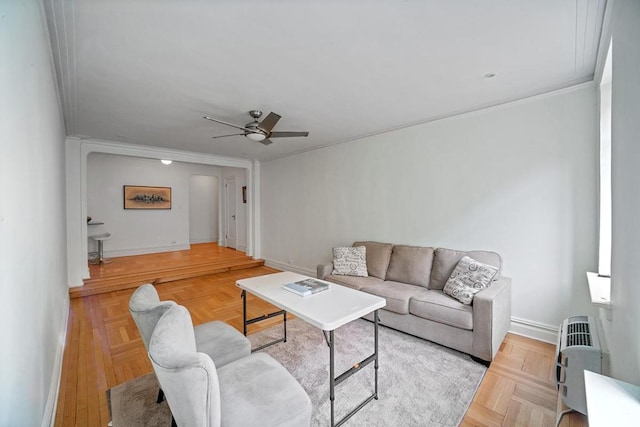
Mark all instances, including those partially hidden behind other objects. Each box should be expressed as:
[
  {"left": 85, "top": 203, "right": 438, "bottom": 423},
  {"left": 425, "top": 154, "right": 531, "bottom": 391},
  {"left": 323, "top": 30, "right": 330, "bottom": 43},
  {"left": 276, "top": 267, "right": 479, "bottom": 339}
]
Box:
[
  {"left": 443, "top": 256, "right": 498, "bottom": 305},
  {"left": 332, "top": 246, "right": 368, "bottom": 277}
]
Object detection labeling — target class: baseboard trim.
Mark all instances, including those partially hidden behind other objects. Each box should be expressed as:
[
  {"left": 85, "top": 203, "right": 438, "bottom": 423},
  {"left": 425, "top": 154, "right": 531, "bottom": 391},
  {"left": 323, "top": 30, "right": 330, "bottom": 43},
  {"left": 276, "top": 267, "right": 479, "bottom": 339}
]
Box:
[
  {"left": 43, "top": 292, "right": 70, "bottom": 427},
  {"left": 510, "top": 317, "right": 559, "bottom": 344},
  {"left": 189, "top": 237, "right": 218, "bottom": 244},
  {"left": 263, "top": 258, "right": 316, "bottom": 277},
  {"left": 105, "top": 244, "right": 190, "bottom": 258}
]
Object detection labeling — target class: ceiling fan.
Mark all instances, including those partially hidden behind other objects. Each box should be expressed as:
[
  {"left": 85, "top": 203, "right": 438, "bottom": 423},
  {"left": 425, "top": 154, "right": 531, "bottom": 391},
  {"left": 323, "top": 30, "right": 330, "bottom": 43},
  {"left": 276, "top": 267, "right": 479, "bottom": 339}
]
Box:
[{"left": 203, "top": 110, "right": 309, "bottom": 145}]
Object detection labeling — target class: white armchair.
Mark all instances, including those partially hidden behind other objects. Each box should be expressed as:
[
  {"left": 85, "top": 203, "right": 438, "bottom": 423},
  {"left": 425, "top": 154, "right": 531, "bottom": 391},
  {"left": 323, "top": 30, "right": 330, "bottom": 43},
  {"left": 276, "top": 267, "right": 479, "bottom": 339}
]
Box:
[
  {"left": 149, "top": 305, "right": 312, "bottom": 427},
  {"left": 129, "top": 284, "right": 251, "bottom": 402}
]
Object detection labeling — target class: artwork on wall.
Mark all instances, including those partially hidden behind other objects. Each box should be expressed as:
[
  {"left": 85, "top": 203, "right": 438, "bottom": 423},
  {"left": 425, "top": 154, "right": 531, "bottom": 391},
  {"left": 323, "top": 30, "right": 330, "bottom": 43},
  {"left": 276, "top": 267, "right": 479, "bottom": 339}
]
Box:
[
  {"left": 242, "top": 185, "right": 247, "bottom": 203},
  {"left": 123, "top": 185, "right": 172, "bottom": 209}
]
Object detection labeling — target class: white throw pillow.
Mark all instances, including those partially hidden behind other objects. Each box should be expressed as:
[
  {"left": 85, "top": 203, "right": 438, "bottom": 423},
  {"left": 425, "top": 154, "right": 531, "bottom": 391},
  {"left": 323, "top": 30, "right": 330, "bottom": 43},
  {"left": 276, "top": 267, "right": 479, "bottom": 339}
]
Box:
[
  {"left": 332, "top": 246, "right": 368, "bottom": 277},
  {"left": 443, "top": 256, "right": 498, "bottom": 305}
]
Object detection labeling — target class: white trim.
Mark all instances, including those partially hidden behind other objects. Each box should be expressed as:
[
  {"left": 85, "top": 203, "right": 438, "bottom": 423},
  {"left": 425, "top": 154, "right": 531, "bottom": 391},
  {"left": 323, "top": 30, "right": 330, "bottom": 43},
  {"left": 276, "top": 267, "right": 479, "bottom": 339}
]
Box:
[
  {"left": 223, "top": 176, "right": 236, "bottom": 249},
  {"left": 510, "top": 316, "right": 559, "bottom": 344},
  {"left": 42, "top": 293, "right": 70, "bottom": 427},
  {"left": 237, "top": 244, "right": 247, "bottom": 252},
  {"left": 250, "top": 160, "right": 261, "bottom": 259},
  {"left": 75, "top": 137, "right": 253, "bottom": 169},
  {"left": 190, "top": 237, "right": 219, "bottom": 244},
  {"left": 593, "top": 0, "right": 615, "bottom": 84},
  {"left": 105, "top": 244, "right": 191, "bottom": 258},
  {"left": 263, "top": 258, "right": 316, "bottom": 278}
]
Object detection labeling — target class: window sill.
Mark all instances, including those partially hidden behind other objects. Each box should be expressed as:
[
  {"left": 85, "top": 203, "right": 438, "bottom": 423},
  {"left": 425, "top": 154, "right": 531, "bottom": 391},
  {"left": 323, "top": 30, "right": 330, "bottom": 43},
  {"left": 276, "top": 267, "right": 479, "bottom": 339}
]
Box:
[{"left": 587, "top": 271, "right": 611, "bottom": 309}]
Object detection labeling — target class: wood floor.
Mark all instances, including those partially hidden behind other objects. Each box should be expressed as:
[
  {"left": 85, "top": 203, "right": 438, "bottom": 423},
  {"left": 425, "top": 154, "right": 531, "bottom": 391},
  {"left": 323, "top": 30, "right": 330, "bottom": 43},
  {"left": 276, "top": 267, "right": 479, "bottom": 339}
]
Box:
[
  {"left": 72, "top": 243, "right": 264, "bottom": 298},
  {"left": 54, "top": 244, "right": 587, "bottom": 427}
]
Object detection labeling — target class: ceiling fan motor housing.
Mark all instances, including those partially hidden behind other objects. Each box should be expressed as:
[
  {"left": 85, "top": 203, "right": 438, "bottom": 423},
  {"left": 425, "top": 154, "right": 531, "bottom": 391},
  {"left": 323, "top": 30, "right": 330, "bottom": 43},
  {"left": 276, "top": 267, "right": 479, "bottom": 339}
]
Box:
[{"left": 248, "top": 110, "right": 263, "bottom": 120}]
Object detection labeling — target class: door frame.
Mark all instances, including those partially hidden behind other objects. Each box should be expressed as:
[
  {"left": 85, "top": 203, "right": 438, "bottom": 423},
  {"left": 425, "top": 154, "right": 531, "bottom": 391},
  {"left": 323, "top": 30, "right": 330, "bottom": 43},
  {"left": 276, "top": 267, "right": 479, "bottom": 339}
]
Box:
[{"left": 223, "top": 176, "right": 237, "bottom": 249}]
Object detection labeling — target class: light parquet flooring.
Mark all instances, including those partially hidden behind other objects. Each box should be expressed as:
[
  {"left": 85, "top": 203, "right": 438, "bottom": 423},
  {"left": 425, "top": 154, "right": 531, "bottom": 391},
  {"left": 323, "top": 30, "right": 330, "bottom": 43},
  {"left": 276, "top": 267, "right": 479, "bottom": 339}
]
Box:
[
  {"left": 55, "top": 247, "right": 588, "bottom": 427},
  {"left": 86, "top": 242, "right": 249, "bottom": 280},
  {"left": 73, "top": 243, "right": 264, "bottom": 298},
  {"left": 463, "top": 334, "right": 587, "bottom": 427},
  {"left": 55, "top": 265, "right": 284, "bottom": 427}
]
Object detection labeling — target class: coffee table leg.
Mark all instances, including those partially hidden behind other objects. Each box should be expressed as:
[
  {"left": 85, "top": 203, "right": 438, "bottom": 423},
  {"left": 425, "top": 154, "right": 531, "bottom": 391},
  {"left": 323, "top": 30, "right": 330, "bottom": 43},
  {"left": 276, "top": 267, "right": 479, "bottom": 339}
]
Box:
[
  {"left": 374, "top": 309, "right": 379, "bottom": 399},
  {"left": 240, "top": 289, "right": 287, "bottom": 351},
  {"left": 329, "top": 330, "right": 335, "bottom": 427},
  {"left": 284, "top": 311, "right": 287, "bottom": 343},
  {"left": 331, "top": 312, "right": 381, "bottom": 426},
  {"left": 242, "top": 290, "right": 247, "bottom": 336}
]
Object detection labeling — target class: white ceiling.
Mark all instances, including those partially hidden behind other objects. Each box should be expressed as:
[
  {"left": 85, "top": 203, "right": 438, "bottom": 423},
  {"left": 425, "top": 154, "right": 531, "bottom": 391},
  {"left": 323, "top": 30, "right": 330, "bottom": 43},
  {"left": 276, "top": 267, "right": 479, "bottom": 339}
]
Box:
[{"left": 44, "top": 0, "right": 608, "bottom": 162}]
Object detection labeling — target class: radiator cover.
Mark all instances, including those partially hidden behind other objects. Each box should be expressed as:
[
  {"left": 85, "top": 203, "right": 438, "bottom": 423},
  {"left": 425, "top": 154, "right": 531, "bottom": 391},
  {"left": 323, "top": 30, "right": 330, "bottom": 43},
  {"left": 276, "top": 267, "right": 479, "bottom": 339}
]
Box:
[{"left": 555, "top": 315, "right": 609, "bottom": 415}]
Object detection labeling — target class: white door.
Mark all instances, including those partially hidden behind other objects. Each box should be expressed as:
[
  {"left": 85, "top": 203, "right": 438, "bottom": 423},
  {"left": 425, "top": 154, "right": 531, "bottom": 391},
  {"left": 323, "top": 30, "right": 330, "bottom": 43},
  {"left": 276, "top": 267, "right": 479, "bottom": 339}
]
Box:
[{"left": 224, "top": 177, "right": 237, "bottom": 249}]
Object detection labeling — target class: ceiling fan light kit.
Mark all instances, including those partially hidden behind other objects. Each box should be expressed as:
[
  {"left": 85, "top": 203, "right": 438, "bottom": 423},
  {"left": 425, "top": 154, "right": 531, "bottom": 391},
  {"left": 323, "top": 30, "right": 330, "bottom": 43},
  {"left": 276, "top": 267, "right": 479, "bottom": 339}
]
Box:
[
  {"left": 203, "top": 109, "right": 309, "bottom": 146},
  {"left": 246, "top": 132, "right": 266, "bottom": 142}
]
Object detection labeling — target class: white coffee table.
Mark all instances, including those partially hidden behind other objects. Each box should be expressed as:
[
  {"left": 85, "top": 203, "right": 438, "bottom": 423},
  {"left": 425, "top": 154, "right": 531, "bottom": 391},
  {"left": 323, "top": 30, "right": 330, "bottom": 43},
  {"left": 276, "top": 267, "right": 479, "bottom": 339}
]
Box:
[{"left": 236, "top": 271, "right": 386, "bottom": 427}]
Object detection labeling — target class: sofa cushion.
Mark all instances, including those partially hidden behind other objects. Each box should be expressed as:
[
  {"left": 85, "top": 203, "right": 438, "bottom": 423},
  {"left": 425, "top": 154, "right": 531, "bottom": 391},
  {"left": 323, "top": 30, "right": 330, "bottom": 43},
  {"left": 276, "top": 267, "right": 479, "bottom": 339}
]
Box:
[
  {"left": 385, "top": 245, "right": 434, "bottom": 287},
  {"left": 443, "top": 256, "right": 498, "bottom": 305},
  {"left": 353, "top": 241, "right": 393, "bottom": 280},
  {"left": 360, "top": 281, "right": 425, "bottom": 314},
  {"left": 324, "top": 274, "right": 383, "bottom": 291},
  {"left": 429, "top": 248, "right": 502, "bottom": 290},
  {"left": 332, "top": 246, "right": 368, "bottom": 276},
  {"left": 409, "top": 290, "right": 474, "bottom": 330}
]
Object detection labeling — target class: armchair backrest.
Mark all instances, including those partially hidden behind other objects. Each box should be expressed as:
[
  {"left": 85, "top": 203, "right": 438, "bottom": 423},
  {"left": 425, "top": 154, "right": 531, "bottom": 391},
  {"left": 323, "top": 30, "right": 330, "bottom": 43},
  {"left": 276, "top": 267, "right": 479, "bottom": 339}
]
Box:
[
  {"left": 149, "top": 305, "right": 221, "bottom": 427},
  {"left": 129, "top": 284, "right": 176, "bottom": 350}
]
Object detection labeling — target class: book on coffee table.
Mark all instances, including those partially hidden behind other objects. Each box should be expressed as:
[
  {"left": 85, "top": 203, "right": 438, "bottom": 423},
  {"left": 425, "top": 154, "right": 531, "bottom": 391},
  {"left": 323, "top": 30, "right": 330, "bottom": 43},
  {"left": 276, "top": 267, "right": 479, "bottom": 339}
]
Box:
[{"left": 282, "top": 278, "right": 329, "bottom": 297}]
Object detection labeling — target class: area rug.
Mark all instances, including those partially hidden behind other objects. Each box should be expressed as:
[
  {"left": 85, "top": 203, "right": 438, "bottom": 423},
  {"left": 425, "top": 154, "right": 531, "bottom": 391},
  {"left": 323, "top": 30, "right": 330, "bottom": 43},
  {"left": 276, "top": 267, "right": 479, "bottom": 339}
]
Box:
[{"left": 108, "top": 319, "right": 486, "bottom": 426}]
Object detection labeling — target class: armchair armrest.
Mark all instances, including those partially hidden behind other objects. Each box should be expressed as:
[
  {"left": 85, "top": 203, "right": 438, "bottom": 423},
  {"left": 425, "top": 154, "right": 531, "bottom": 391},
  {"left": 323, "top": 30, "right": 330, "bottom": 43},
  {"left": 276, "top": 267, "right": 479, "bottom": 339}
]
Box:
[
  {"left": 472, "top": 276, "right": 512, "bottom": 362},
  {"left": 317, "top": 262, "right": 334, "bottom": 280}
]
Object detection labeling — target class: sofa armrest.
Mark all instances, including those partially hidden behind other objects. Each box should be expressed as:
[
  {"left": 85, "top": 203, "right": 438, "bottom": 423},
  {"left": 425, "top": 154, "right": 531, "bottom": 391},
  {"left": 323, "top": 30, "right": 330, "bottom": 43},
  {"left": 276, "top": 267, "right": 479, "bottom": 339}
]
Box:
[
  {"left": 317, "top": 262, "right": 334, "bottom": 280},
  {"left": 472, "top": 276, "right": 512, "bottom": 362}
]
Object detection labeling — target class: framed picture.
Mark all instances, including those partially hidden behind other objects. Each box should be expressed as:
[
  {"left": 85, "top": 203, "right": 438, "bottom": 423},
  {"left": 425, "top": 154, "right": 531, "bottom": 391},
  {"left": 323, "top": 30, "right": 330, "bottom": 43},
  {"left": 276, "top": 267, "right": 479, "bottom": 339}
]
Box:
[
  {"left": 123, "top": 185, "right": 172, "bottom": 209},
  {"left": 242, "top": 186, "right": 247, "bottom": 204}
]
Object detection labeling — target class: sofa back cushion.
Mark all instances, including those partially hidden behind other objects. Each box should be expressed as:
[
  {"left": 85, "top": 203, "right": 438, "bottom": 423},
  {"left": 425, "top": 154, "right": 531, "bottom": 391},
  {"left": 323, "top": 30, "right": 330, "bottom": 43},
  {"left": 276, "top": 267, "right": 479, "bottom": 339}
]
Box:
[
  {"left": 385, "top": 245, "right": 434, "bottom": 287},
  {"left": 429, "top": 248, "right": 502, "bottom": 290},
  {"left": 353, "top": 241, "right": 393, "bottom": 280}
]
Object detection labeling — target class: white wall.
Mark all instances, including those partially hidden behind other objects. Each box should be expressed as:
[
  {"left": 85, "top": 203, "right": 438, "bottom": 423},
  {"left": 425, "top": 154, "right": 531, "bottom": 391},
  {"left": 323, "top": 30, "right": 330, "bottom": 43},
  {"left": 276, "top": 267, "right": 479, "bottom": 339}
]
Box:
[
  {"left": 189, "top": 175, "right": 219, "bottom": 243},
  {"left": 262, "top": 84, "right": 598, "bottom": 339},
  {"left": 0, "top": 1, "right": 69, "bottom": 425},
  {"left": 222, "top": 167, "right": 248, "bottom": 251},
  {"left": 608, "top": 0, "right": 640, "bottom": 385},
  {"left": 87, "top": 153, "right": 222, "bottom": 256}
]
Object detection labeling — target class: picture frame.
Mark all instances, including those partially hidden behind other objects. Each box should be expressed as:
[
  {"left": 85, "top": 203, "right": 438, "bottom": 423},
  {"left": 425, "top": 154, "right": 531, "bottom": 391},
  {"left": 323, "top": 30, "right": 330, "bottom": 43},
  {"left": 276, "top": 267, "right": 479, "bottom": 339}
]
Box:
[
  {"left": 123, "top": 185, "right": 172, "bottom": 210},
  {"left": 242, "top": 185, "right": 247, "bottom": 203}
]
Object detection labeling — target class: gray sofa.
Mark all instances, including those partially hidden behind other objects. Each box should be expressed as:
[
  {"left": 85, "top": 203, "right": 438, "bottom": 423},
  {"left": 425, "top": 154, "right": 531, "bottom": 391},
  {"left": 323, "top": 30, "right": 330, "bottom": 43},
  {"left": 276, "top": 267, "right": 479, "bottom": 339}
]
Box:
[{"left": 317, "top": 241, "right": 511, "bottom": 363}]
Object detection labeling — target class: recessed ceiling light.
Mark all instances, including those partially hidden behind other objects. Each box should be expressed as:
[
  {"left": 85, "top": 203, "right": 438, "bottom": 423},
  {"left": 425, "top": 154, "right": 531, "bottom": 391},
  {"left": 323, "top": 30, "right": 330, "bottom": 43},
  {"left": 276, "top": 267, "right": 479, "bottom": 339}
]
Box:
[
  {"left": 484, "top": 73, "right": 496, "bottom": 79},
  {"left": 161, "top": 159, "right": 172, "bottom": 165}
]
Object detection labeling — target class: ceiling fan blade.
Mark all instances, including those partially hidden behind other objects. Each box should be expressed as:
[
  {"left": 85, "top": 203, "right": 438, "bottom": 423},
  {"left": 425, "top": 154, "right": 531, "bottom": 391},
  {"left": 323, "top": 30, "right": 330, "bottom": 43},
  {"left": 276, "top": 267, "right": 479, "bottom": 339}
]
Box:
[
  {"left": 257, "top": 112, "right": 281, "bottom": 133},
  {"left": 259, "top": 139, "right": 274, "bottom": 146},
  {"left": 211, "top": 133, "right": 245, "bottom": 139},
  {"left": 269, "top": 131, "right": 309, "bottom": 138},
  {"left": 203, "top": 116, "right": 251, "bottom": 132}
]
